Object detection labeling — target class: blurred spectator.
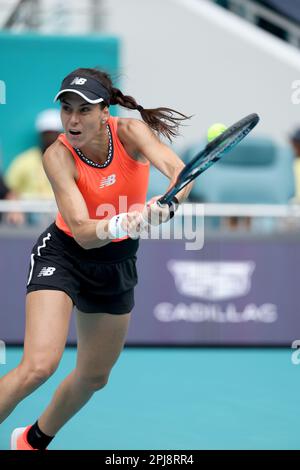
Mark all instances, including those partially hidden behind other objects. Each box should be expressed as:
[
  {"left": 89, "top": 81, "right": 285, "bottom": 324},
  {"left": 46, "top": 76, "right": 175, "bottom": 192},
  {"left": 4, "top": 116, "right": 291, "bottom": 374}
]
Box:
[
  {"left": 290, "top": 128, "right": 300, "bottom": 201},
  {"left": 0, "top": 173, "right": 25, "bottom": 225},
  {"left": 5, "top": 109, "right": 62, "bottom": 200},
  {"left": 0, "top": 174, "right": 8, "bottom": 200}
]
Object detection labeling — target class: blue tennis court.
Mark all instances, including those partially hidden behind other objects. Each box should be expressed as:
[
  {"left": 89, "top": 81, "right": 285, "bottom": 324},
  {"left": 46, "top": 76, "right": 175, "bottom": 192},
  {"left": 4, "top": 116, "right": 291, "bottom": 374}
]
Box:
[{"left": 1, "top": 347, "right": 299, "bottom": 450}]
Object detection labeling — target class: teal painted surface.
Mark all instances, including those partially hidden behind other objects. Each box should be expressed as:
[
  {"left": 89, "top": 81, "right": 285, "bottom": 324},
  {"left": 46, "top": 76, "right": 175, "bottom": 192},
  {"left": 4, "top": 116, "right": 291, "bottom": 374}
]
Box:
[
  {"left": 0, "top": 347, "right": 299, "bottom": 450},
  {"left": 0, "top": 33, "right": 119, "bottom": 170}
]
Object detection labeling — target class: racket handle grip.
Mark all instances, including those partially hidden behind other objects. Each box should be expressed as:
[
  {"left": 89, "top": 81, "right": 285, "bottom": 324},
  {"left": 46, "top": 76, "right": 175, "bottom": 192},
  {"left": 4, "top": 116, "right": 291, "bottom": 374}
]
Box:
[
  {"left": 156, "top": 199, "right": 166, "bottom": 207},
  {"left": 157, "top": 195, "right": 180, "bottom": 215},
  {"left": 157, "top": 191, "right": 179, "bottom": 207}
]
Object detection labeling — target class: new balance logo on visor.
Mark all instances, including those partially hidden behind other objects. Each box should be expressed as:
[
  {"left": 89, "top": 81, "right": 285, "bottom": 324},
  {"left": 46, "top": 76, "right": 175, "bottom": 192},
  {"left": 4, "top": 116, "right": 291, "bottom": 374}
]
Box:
[
  {"left": 70, "top": 77, "right": 87, "bottom": 86},
  {"left": 99, "top": 174, "right": 116, "bottom": 188},
  {"left": 38, "top": 267, "right": 56, "bottom": 277}
]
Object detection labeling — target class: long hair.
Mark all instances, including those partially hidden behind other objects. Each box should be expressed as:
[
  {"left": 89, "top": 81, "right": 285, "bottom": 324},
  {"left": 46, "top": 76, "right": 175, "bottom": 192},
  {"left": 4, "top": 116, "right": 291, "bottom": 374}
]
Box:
[{"left": 67, "top": 67, "right": 191, "bottom": 142}]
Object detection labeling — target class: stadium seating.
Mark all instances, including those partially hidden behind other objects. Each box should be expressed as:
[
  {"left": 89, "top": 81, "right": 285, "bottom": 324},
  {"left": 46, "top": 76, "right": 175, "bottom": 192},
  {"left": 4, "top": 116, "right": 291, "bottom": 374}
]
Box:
[{"left": 184, "top": 137, "right": 295, "bottom": 204}]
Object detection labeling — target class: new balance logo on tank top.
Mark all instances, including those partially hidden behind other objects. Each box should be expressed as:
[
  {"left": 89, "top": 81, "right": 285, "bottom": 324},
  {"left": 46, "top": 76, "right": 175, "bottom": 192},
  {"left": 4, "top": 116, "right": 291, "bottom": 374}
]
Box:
[
  {"left": 55, "top": 116, "right": 150, "bottom": 240},
  {"left": 99, "top": 174, "right": 116, "bottom": 188}
]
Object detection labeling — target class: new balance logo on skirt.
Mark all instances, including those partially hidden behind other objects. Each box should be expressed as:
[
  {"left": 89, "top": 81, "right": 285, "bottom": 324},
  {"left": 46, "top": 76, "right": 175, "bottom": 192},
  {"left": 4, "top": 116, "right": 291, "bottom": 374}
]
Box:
[
  {"left": 38, "top": 267, "right": 56, "bottom": 277},
  {"left": 100, "top": 174, "right": 116, "bottom": 188}
]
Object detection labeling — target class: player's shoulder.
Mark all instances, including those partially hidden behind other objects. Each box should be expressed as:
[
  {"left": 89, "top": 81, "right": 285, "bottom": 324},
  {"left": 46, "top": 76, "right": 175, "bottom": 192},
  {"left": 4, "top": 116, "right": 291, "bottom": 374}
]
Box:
[
  {"left": 44, "top": 139, "right": 73, "bottom": 162},
  {"left": 43, "top": 139, "right": 76, "bottom": 176},
  {"left": 117, "top": 117, "right": 155, "bottom": 146}
]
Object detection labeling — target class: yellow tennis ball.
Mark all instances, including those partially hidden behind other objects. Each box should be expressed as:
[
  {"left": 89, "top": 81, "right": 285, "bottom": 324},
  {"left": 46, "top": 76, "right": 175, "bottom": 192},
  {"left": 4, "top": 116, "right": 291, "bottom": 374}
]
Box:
[{"left": 207, "top": 123, "right": 227, "bottom": 142}]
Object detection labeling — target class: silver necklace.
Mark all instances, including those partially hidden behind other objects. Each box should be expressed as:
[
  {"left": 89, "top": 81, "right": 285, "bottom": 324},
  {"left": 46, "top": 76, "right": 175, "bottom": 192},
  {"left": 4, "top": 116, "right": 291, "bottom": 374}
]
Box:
[{"left": 74, "top": 124, "right": 113, "bottom": 169}]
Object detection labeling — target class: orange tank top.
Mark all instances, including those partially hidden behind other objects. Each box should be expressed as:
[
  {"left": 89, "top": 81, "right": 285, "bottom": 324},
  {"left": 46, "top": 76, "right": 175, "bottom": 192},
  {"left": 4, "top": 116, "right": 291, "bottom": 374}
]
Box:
[{"left": 55, "top": 116, "right": 150, "bottom": 240}]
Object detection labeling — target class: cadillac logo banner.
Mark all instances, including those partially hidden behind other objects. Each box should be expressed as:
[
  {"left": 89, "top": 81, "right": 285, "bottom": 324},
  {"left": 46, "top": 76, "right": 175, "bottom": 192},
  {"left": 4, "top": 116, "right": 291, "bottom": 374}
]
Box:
[
  {"left": 128, "top": 238, "right": 298, "bottom": 345},
  {"left": 0, "top": 235, "right": 299, "bottom": 345}
]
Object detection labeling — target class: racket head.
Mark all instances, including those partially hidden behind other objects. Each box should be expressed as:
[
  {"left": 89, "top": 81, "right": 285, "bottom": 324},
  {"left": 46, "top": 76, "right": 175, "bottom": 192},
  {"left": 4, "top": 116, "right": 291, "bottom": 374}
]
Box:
[{"left": 158, "top": 113, "right": 260, "bottom": 206}]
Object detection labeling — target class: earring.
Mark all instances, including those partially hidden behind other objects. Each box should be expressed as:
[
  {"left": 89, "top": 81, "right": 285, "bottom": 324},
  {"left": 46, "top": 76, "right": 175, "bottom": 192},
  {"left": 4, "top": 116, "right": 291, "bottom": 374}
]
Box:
[{"left": 102, "top": 120, "right": 106, "bottom": 124}]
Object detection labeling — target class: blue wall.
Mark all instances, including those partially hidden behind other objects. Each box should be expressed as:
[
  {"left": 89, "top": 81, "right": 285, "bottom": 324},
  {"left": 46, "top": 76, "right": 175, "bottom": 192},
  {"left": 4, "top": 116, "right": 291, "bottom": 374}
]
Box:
[{"left": 0, "top": 33, "right": 119, "bottom": 170}]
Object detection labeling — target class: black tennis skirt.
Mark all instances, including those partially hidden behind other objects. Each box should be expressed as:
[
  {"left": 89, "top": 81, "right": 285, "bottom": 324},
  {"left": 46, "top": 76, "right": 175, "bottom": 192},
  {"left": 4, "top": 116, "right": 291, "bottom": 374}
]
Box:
[{"left": 26, "top": 222, "right": 139, "bottom": 314}]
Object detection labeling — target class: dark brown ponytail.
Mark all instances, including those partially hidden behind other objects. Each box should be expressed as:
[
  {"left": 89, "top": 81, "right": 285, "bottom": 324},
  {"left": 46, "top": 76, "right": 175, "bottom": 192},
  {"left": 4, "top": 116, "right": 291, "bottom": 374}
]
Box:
[
  {"left": 69, "top": 67, "right": 191, "bottom": 142},
  {"left": 110, "top": 86, "right": 191, "bottom": 142}
]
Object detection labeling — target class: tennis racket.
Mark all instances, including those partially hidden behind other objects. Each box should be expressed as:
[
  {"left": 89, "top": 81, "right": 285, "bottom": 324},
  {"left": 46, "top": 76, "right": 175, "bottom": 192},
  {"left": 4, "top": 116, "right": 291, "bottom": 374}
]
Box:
[{"left": 157, "top": 113, "right": 260, "bottom": 206}]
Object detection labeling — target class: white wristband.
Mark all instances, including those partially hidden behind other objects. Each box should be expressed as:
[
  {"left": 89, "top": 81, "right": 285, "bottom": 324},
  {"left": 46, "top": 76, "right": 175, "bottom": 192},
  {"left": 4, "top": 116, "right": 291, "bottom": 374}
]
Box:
[{"left": 108, "top": 213, "right": 128, "bottom": 239}]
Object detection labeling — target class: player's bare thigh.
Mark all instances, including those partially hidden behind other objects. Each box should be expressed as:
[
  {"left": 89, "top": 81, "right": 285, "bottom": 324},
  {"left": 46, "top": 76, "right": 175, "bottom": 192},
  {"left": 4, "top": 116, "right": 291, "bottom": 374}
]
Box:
[
  {"left": 22, "top": 290, "right": 73, "bottom": 376},
  {"left": 75, "top": 308, "right": 131, "bottom": 380}
]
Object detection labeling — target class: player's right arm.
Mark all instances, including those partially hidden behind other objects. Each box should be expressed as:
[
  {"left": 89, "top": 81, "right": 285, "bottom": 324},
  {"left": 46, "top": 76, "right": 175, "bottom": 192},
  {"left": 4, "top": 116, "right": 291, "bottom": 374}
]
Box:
[{"left": 43, "top": 141, "right": 142, "bottom": 249}]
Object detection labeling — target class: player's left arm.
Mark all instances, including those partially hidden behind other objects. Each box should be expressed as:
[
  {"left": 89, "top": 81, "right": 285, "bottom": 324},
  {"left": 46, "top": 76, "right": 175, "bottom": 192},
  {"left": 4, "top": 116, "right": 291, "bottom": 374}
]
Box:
[{"left": 118, "top": 118, "right": 194, "bottom": 204}]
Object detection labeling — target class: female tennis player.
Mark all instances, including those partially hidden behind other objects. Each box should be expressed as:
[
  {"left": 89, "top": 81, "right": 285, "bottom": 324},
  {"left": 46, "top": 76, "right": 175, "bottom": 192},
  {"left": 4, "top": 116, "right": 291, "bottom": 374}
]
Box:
[{"left": 0, "top": 67, "right": 193, "bottom": 450}]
